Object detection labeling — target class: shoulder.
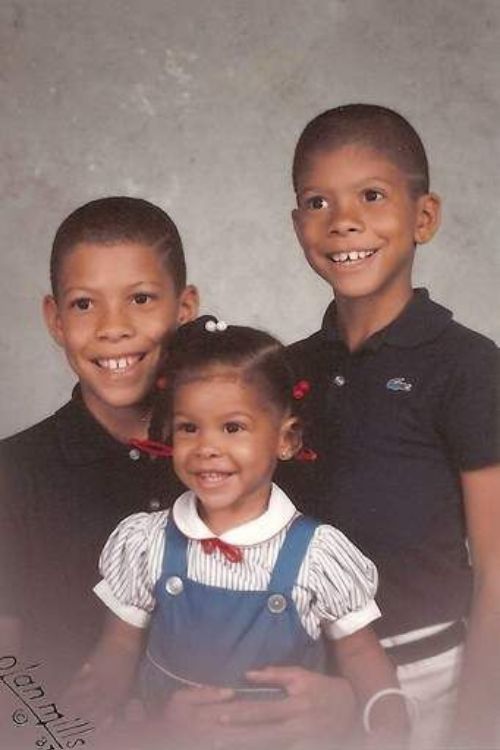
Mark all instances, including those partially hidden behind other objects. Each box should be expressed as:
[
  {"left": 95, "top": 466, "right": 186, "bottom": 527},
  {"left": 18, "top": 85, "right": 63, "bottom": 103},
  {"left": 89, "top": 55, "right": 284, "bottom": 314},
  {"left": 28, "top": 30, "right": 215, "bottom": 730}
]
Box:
[
  {"left": 287, "top": 329, "right": 326, "bottom": 362},
  {"left": 106, "top": 509, "right": 171, "bottom": 546},
  {"left": 0, "top": 408, "right": 65, "bottom": 479},
  {"left": 1, "top": 410, "right": 60, "bottom": 454},
  {"left": 298, "top": 517, "right": 378, "bottom": 591},
  {"left": 100, "top": 509, "right": 170, "bottom": 566},
  {"left": 302, "top": 521, "right": 379, "bottom": 605},
  {"left": 407, "top": 298, "right": 498, "bottom": 388},
  {"left": 439, "top": 317, "right": 498, "bottom": 358},
  {"left": 309, "top": 523, "right": 377, "bottom": 571},
  {"left": 432, "top": 318, "right": 499, "bottom": 393},
  {"left": 416, "top": 292, "right": 497, "bottom": 362}
]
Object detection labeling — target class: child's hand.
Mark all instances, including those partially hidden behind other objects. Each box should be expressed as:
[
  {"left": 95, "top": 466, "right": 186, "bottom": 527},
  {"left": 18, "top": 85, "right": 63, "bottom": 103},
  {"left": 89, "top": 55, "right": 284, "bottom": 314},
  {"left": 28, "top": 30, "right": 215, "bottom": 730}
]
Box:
[
  {"left": 194, "top": 667, "right": 357, "bottom": 750},
  {"left": 161, "top": 686, "right": 235, "bottom": 749},
  {"left": 63, "top": 661, "right": 115, "bottom": 726}
]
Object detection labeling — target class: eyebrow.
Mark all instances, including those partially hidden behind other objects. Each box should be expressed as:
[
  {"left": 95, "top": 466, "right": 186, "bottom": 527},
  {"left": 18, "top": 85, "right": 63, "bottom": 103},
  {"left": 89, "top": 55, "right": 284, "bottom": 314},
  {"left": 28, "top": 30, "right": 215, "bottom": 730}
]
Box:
[
  {"left": 60, "top": 280, "right": 164, "bottom": 296},
  {"left": 299, "top": 175, "right": 396, "bottom": 193},
  {"left": 173, "top": 411, "right": 254, "bottom": 421}
]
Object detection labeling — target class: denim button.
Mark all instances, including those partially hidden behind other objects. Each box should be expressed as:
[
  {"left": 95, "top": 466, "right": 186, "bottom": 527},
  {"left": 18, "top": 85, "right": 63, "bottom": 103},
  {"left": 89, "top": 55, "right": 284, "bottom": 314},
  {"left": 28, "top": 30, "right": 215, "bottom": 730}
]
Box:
[
  {"left": 165, "top": 576, "right": 184, "bottom": 595},
  {"left": 333, "top": 375, "right": 346, "bottom": 387},
  {"left": 267, "top": 594, "right": 287, "bottom": 614},
  {"left": 128, "top": 448, "right": 141, "bottom": 461}
]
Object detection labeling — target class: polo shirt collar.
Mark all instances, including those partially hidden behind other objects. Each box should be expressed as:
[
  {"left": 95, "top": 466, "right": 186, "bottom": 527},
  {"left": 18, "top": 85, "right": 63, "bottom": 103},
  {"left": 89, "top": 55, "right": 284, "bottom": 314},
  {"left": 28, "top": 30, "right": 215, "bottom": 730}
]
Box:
[
  {"left": 321, "top": 288, "right": 453, "bottom": 351},
  {"left": 56, "top": 385, "right": 132, "bottom": 465},
  {"left": 172, "top": 483, "right": 297, "bottom": 545}
]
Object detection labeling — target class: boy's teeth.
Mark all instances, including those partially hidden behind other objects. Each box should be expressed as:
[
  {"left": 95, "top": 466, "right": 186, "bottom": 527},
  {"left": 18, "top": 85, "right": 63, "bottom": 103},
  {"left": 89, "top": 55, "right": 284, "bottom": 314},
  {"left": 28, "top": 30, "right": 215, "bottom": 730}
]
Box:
[
  {"left": 98, "top": 356, "right": 138, "bottom": 370},
  {"left": 332, "top": 249, "right": 375, "bottom": 263}
]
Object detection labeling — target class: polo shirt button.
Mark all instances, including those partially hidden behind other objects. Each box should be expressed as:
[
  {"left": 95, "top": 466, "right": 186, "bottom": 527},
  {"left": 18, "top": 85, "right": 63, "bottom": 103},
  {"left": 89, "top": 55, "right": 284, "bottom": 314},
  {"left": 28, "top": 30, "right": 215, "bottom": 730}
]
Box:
[
  {"left": 128, "top": 448, "right": 141, "bottom": 461},
  {"left": 333, "top": 375, "right": 346, "bottom": 387},
  {"left": 149, "top": 497, "right": 161, "bottom": 511},
  {"left": 165, "top": 576, "right": 184, "bottom": 596},
  {"left": 267, "top": 594, "right": 287, "bottom": 614}
]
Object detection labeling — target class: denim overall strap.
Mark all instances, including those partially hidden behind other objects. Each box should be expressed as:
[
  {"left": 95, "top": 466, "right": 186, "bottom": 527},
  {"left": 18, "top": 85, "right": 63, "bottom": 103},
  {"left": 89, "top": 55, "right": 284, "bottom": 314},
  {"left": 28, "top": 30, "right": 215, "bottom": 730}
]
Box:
[
  {"left": 142, "top": 512, "right": 326, "bottom": 710},
  {"left": 268, "top": 514, "right": 320, "bottom": 594},
  {"left": 162, "top": 516, "right": 188, "bottom": 578}
]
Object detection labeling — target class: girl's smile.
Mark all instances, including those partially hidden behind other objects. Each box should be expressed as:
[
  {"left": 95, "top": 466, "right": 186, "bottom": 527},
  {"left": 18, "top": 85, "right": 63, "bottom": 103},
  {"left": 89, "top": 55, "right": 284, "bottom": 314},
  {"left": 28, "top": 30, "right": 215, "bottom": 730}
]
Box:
[{"left": 172, "top": 370, "right": 296, "bottom": 535}]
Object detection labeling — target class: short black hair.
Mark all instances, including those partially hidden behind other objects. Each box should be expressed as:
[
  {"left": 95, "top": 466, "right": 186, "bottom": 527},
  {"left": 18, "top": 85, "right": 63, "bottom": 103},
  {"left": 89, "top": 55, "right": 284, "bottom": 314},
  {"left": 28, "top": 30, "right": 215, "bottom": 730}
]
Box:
[
  {"left": 292, "top": 104, "right": 429, "bottom": 197},
  {"left": 150, "top": 317, "right": 300, "bottom": 442},
  {"left": 50, "top": 196, "right": 186, "bottom": 297}
]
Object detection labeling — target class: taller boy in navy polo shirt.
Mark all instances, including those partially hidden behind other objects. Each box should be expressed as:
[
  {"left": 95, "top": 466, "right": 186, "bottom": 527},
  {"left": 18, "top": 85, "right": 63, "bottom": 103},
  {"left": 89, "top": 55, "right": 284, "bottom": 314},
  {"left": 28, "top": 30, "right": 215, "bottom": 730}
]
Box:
[{"left": 277, "top": 104, "right": 500, "bottom": 749}]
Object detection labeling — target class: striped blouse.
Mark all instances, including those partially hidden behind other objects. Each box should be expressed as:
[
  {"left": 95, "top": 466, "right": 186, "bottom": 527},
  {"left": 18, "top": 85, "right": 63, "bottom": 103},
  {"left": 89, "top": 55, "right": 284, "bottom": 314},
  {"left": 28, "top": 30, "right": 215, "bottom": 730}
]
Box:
[{"left": 94, "top": 484, "right": 380, "bottom": 640}]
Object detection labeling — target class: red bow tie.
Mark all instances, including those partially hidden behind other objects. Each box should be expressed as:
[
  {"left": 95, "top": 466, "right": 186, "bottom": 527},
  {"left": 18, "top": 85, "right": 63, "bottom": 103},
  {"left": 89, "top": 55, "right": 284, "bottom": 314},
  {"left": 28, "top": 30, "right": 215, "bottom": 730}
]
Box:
[{"left": 201, "top": 538, "right": 243, "bottom": 563}]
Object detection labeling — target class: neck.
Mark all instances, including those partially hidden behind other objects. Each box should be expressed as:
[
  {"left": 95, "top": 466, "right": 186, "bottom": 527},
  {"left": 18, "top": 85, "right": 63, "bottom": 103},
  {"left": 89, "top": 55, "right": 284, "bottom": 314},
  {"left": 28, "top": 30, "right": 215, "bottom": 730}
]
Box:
[
  {"left": 104, "top": 409, "right": 151, "bottom": 443},
  {"left": 197, "top": 487, "right": 272, "bottom": 536},
  {"left": 81, "top": 393, "right": 151, "bottom": 443},
  {"left": 336, "top": 286, "right": 414, "bottom": 352}
]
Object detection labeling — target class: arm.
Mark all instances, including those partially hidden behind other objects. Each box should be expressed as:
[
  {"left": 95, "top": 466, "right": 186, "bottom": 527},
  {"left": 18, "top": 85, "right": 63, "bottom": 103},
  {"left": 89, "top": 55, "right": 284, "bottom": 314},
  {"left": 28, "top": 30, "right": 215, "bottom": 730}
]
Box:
[
  {"left": 64, "top": 611, "right": 146, "bottom": 724},
  {"left": 67, "top": 510, "right": 162, "bottom": 723},
  {"left": 450, "top": 464, "right": 500, "bottom": 749},
  {"left": 334, "top": 626, "right": 409, "bottom": 747}
]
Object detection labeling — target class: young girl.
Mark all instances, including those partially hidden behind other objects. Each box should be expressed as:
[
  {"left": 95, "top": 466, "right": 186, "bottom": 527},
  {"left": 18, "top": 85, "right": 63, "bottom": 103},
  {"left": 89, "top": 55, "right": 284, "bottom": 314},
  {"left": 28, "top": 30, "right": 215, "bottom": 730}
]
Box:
[{"left": 80, "top": 316, "right": 410, "bottom": 746}]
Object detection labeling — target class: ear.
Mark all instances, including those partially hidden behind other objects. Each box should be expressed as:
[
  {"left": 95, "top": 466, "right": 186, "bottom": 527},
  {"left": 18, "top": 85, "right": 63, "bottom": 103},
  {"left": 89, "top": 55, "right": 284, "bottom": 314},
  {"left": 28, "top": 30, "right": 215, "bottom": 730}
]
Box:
[
  {"left": 414, "top": 192, "right": 441, "bottom": 245},
  {"left": 42, "top": 295, "right": 66, "bottom": 347},
  {"left": 176, "top": 284, "right": 199, "bottom": 326},
  {"left": 291, "top": 207, "right": 303, "bottom": 245},
  {"left": 278, "top": 416, "right": 303, "bottom": 461}
]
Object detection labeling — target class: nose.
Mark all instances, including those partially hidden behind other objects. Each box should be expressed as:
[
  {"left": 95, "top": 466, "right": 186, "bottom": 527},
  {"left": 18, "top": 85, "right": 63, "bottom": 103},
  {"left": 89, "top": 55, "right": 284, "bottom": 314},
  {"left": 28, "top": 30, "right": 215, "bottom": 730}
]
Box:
[
  {"left": 96, "top": 304, "right": 135, "bottom": 341},
  {"left": 327, "top": 200, "right": 364, "bottom": 236},
  {"left": 195, "top": 433, "right": 222, "bottom": 459}
]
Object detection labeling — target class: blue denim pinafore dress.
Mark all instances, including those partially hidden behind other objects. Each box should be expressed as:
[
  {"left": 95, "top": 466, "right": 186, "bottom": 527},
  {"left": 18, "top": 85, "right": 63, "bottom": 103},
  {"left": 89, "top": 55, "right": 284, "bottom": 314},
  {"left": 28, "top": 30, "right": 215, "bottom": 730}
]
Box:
[{"left": 142, "top": 515, "right": 326, "bottom": 709}]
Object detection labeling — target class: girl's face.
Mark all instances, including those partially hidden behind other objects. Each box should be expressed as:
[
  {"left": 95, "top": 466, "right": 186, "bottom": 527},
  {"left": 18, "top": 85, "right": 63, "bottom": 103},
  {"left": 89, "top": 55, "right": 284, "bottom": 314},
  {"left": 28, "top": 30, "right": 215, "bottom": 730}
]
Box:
[
  {"left": 43, "top": 241, "right": 198, "bottom": 428},
  {"left": 172, "top": 370, "right": 296, "bottom": 535}
]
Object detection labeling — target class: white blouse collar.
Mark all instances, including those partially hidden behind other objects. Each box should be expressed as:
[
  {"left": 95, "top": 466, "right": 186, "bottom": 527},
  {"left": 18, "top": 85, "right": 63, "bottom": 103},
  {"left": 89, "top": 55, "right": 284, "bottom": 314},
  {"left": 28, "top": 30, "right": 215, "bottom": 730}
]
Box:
[{"left": 171, "top": 483, "right": 298, "bottom": 545}]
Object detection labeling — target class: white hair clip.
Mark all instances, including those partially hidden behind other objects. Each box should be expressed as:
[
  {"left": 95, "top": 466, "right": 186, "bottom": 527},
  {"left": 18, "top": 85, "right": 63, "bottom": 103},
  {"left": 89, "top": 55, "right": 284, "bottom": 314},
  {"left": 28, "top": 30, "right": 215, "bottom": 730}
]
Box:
[{"left": 205, "top": 319, "right": 228, "bottom": 332}]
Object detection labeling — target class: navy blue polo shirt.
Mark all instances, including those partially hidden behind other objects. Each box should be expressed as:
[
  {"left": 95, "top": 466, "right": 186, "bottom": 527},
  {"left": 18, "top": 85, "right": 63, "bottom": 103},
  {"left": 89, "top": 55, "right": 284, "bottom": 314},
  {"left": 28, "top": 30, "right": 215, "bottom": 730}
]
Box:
[
  {"left": 0, "top": 388, "right": 183, "bottom": 692},
  {"left": 277, "top": 289, "right": 499, "bottom": 638}
]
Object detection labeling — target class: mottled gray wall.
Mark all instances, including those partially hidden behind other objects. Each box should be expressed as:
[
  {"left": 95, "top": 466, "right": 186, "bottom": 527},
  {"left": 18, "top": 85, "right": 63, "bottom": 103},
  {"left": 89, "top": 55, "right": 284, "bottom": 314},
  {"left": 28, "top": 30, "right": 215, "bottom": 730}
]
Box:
[{"left": 1, "top": 0, "right": 499, "bottom": 437}]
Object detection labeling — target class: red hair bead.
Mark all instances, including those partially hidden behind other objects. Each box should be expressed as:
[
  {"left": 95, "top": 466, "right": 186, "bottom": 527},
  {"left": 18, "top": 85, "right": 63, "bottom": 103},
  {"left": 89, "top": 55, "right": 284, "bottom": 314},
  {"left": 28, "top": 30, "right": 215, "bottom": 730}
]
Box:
[
  {"left": 294, "top": 447, "right": 318, "bottom": 462},
  {"left": 292, "top": 379, "right": 311, "bottom": 400}
]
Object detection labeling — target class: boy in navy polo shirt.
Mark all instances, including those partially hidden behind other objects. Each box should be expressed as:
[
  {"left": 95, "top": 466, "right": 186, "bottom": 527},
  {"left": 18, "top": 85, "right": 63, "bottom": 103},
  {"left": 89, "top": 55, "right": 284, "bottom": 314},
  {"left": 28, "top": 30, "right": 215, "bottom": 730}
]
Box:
[
  {"left": 277, "top": 104, "right": 500, "bottom": 749},
  {"left": 0, "top": 197, "right": 199, "bottom": 697}
]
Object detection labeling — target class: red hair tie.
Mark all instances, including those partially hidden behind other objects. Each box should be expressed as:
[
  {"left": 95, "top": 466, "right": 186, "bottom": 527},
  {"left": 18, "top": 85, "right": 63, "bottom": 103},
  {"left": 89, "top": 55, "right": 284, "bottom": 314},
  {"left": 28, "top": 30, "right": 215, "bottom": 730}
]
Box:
[
  {"left": 201, "top": 538, "right": 243, "bottom": 563},
  {"left": 294, "top": 447, "right": 318, "bottom": 462},
  {"left": 156, "top": 376, "right": 168, "bottom": 391},
  {"left": 293, "top": 379, "right": 311, "bottom": 400},
  {"left": 129, "top": 438, "right": 173, "bottom": 458}
]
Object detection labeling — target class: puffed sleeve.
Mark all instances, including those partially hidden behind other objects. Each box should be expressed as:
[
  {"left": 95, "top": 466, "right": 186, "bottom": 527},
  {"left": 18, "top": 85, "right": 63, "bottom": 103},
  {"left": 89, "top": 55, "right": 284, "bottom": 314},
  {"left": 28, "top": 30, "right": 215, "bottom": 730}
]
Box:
[
  {"left": 305, "top": 524, "right": 380, "bottom": 640},
  {"left": 93, "top": 510, "right": 170, "bottom": 628}
]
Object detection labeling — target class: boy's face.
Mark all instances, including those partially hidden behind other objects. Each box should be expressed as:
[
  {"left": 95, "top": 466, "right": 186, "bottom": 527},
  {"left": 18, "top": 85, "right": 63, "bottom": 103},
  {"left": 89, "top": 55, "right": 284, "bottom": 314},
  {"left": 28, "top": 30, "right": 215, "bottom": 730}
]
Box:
[
  {"left": 43, "top": 241, "right": 198, "bottom": 425},
  {"left": 292, "top": 144, "right": 440, "bottom": 305}
]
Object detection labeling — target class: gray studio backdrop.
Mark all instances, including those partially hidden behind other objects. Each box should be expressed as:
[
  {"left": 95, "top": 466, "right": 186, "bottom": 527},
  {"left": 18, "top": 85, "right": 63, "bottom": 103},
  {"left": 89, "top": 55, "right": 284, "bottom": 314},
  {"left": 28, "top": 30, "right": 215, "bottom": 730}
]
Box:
[{"left": 1, "top": 0, "right": 499, "bottom": 438}]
